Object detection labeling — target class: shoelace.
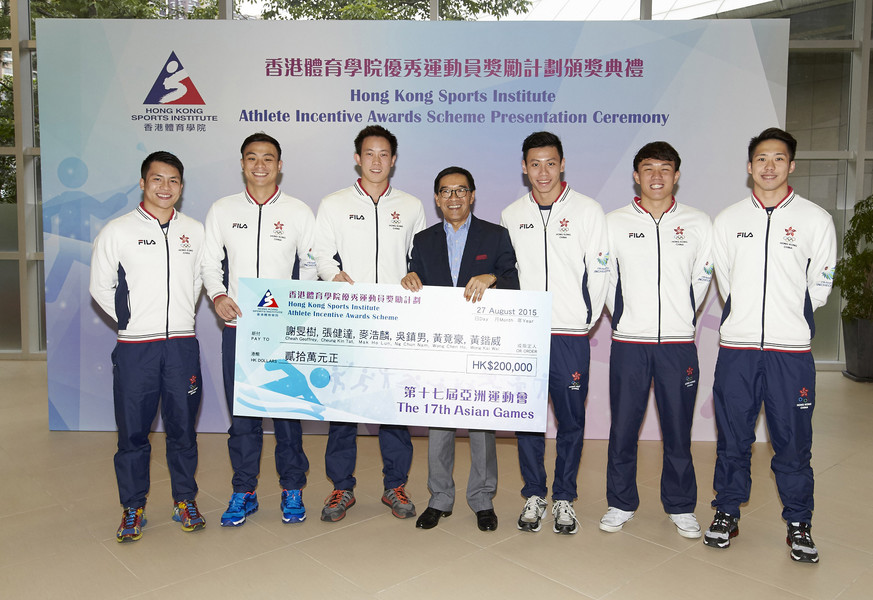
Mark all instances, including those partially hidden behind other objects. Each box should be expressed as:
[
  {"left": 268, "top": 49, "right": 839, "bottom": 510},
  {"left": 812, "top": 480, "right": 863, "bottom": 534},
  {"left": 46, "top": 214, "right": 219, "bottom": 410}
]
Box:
[
  {"left": 183, "top": 502, "right": 200, "bottom": 520},
  {"left": 122, "top": 508, "right": 139, "bottom": 529},
  {"left": 228, "top": 494, "right": 248, "bottom": 511},
  {"left": 283, "top": 491, "right": 302, "bottom": 508},
  {"left": 326, "top": 490, "right": 347, "bottom": 507},
  {"left": 391, "top": 486, "right": 410, "bottom": 504},
  {"left": 790, "top": 524, "right": 813, "bottom": 547},
  {"left": 522, "top": 497, "right": 541, "bottom": 518},
  {"left": 554, "top": 502, "right": 576, "bottom": 521},
  {"left": 711, "top": 513, "right": 733, "bottom": 531}
]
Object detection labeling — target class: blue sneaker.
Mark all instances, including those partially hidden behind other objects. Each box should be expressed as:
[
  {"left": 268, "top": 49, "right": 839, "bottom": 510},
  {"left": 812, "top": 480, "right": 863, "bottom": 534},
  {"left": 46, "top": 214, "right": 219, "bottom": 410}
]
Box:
[
  {"left": 221, "top": 491, "right": 258, "bottom": 527},
  {"left": 281, "top": 489, "right": 306, "bottom": 523}
]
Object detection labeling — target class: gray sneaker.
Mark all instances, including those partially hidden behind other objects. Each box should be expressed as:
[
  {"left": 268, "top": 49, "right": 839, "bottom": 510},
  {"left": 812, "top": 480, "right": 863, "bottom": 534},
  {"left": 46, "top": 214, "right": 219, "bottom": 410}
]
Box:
[
  {"left": 517, "top": 495, "right": 547, "bottom": 532},
  {"left": 321, "top": 489, "right": 355, "bottom": 522},
  {"left": 381, "top": 485, "right": 416, "bottom": 519},
  {"left": 552, "top": 500, "right": 579, "bottom": 535}
]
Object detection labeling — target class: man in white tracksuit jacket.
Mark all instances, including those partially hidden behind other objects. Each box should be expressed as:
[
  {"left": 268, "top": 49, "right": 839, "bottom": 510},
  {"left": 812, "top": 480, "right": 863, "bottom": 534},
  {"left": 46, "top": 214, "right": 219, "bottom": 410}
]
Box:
[
  {"left": 313, "top": 125, "right": 426, "bottom": 523},
  {"left": 500, "top": 131, "right": 610, "bottom": 535},
  {"left": 202, "top": 132, "right": 318, "bottom": 528},
  {"left": 704, "top": 127, "right": 836, "bottom": 564},
  {"left": 599, "top": 141, "right": 713, "bottom": 539}
]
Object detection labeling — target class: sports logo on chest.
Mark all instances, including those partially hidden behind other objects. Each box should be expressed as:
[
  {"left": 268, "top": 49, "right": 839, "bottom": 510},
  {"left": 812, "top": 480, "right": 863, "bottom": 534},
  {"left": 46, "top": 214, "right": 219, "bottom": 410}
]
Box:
[
  {"left": 779, "top": 226, "right": 798, "bottom": 250},
  {"left": 555, "top": 217, "right": 572, "bottom": 239},
  {"left": 388, "top": 210, "right": 404, "bottom": 232},
  {"left": 270, "top": 220, "right": 286, "bottom": 242},
  {"left": 671, "top": 225, "right": 688, "bottom": 247},
  {"left": 177, "top": 233, "right": 194, "bottom": 255}
]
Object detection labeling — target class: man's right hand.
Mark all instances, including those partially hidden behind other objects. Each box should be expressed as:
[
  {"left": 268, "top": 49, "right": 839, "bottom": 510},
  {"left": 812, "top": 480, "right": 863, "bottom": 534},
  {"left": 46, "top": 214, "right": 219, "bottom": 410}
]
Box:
[
  {"left": 401, "top": 272, "right": 423, "bottom": 292},
  {"left": 332, "top": 271, "right": 355, "bottom": 284},
  {"left": 214, "top": 295, "right": 243, "bottom": 321}
]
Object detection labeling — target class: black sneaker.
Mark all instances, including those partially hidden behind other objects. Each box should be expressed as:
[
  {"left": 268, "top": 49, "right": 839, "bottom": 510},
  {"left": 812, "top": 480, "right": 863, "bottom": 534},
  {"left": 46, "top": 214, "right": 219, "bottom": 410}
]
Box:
[
  {"left": 787, "top": 522, "right": 819, "bottom": 563},
  {"left": 703, "top": 511, "right": 739, "bottom": 548}
]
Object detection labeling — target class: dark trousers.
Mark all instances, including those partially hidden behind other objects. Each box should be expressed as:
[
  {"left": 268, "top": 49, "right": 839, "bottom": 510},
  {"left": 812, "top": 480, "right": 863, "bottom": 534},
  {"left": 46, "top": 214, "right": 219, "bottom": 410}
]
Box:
[
  {"left": 222, "top": 326, "right": 309, "bottom": 492},
  {"left": 712, "top": 348, "right": 816, "bottom": 522},
  {"left": 113, "top": 337, "right": 201, "bottom": 507},
  {"left": 606, "top": 341, "right": 699, "bottom": 513},
  {"left": 517, "top": 334, "right": 590, "bottom": 501}
]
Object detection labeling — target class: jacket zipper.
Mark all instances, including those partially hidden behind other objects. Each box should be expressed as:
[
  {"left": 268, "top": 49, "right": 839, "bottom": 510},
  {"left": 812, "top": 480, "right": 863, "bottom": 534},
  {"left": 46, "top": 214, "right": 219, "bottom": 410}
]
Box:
[{"left": 760, "top": 210, "right": 773, "bottom": 349}]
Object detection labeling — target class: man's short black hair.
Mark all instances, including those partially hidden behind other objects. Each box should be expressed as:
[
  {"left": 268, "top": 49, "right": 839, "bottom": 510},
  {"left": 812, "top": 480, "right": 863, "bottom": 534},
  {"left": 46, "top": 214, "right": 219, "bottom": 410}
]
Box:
[
  {"left": 355, "top": 125, "right": 398, "bottom": 156},
  {"left": 141, "top": 151, "right": 183, "bottom": 180},
  {"left": 633, "top": 141, "right": 681, "bottom": 172},
  {"left": 748, "top": 127, "right": 797, "bottom": 163},
  {"left": 433, "top": 166, "right": 476, "bottom": 194},
  {"left": 240, "top": 132, "right": 282, "bottom": 160},
  {"left": 522, "top": 131, "right": 563, "bottom": 161}
]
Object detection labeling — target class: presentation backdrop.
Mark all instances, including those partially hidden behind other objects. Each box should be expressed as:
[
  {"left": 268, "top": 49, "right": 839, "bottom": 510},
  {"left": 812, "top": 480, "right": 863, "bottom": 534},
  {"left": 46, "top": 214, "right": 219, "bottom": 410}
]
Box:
[{"left": 38, "top": 19, "right": 788, "bottom": 440}]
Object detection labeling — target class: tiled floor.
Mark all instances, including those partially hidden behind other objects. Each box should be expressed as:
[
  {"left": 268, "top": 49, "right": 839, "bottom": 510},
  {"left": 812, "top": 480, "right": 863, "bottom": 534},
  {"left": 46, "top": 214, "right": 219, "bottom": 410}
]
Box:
[{"left": 1, "top": 361, "right": 871, "bottom": 599}]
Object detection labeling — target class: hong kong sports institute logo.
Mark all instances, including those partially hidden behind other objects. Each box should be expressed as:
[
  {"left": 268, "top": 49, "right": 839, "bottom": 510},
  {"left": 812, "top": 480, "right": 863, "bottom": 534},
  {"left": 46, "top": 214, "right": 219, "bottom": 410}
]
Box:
[
  {"left": 258, "top": 290, "right": 279, "bottom": 309},
  {"left": 144, "top": 51, "right": 205, "bottom": 105}
]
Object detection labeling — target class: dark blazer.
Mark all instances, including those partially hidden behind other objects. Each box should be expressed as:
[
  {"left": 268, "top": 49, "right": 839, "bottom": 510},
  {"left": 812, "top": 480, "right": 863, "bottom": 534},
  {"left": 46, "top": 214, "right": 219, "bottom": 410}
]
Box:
[{"left": 408, "top": 214, "right": 519, "bottom": 290}]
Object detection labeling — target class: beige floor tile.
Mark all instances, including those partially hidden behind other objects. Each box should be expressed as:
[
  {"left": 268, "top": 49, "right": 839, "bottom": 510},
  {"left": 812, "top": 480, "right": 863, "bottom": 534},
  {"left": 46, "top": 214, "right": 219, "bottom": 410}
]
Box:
[
  {"left": 132, "top": 545, "right": 374, "bottom": 599},
  {"left": 491, "top": 522, "right": 678, "bottom": 597},
  {"left": 377, "top": 548, "right": 596, "bottom": 600},
  {"left": 603, "top": 553, "right": 809, "bottom": 600},
  {"left": 296, "top": 514, "right": 480, "bottom": 593}
]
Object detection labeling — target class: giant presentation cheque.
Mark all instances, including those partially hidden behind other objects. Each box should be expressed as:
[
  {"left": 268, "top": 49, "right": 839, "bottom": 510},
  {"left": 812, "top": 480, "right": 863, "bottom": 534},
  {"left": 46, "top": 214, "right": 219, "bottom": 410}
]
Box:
[{"left": 233, "top": 279, "right": 552, "bottom": 432}]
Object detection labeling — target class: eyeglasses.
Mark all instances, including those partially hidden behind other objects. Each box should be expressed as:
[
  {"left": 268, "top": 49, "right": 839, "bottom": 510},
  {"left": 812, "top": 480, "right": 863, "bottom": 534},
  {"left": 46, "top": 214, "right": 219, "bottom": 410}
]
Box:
[{"left": 438, "top": 187, "right": 470, "bottom": 199}]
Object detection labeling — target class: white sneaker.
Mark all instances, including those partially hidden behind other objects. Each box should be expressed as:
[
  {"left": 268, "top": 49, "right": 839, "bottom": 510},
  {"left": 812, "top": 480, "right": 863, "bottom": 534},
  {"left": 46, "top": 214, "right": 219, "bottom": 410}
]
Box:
[
  {"left": 517, "top": 495, "right": 547, "bottom": 532},
  {"left": 599, "top": 507, "right": 635, "bottom": 532},
  {"left": 552, "top": 500, "right": 579, "bottom": 535},
  {"left": 669, "top": 513, "right": 702, "bottom": 538}
]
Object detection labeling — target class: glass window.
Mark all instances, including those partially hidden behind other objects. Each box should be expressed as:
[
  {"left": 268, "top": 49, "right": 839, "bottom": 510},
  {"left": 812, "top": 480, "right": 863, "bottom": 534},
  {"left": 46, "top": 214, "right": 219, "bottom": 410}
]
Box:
[
  {"left": 0, "top": 154, "right": 15, "bottom": 251},
  {"left": 787, "top": 1, "right": 854, "bottom": 41},
  {"left": 790, "top": 159, "right": 846, "bottom": 360},
  {"left": 787, "top": 52, "right": 850, "bottom": 152},
  {"left": 1, "top": 50, "right": 14, "bottom": 144},
  {"left": 0, "top": 259, "right": 21, "bottom": 350}
]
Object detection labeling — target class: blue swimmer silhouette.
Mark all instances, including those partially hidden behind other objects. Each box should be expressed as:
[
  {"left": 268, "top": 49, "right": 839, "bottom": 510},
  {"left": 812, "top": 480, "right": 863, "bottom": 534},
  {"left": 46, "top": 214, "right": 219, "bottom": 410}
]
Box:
[
  {"left": 236, "top": 362, "right": 329, "bottom": 420},
  {"left": 43, "top": 157, "right": 135, "bottom": 303}
]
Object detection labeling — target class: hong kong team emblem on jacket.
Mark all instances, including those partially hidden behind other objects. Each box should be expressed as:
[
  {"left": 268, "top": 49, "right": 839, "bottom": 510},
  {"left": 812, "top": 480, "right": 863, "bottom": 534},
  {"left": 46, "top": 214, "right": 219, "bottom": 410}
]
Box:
[
  {"left": 389, "top": 211, "right": 403, "bottom": 231},
  {"left": 188, "top": 375, "right": 199, "bottom": 396},
  {"left": 271, "top": 220, "right": 285, "bottom": 241},
  {"left": 781, "top": 226, "right": 798, "bottom": 249},
  {"left": 568, "top": 371, "right": 582, "bottom": 391}
]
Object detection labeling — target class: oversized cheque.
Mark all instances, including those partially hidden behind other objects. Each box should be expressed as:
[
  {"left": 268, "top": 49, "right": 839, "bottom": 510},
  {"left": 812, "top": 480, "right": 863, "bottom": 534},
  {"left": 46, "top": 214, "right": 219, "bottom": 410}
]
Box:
[{"left": 233, "top": 279, "right": 551, "bottom": 432}]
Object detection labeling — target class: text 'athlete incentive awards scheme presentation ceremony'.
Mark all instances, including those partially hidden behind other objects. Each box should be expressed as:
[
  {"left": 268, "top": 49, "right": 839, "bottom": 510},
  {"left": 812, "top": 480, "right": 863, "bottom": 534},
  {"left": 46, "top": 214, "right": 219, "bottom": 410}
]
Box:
[{"left": 34, "top": 12, "right": 839, "bottom": 570}]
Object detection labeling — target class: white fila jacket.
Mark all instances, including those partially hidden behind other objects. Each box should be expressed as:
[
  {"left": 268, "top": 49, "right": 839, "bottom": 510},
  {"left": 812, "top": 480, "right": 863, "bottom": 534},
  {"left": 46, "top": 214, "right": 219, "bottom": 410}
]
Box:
[
  {"left": 713, "top": 189, "right": 837, "bottom": 352},
  {"left": 606, "top": 198, "right": 713, "bottom": 343},
  {"left": 500, "top": 184, "right": 610, "bottom": 335},
  {"left": 313, "top": 180, "right": 426, "bottom": 284},
  {"left": 202, "top": 188, "right": 317, "bottom": 325},
  {"left": 90, "top": 204, "right": 204, "bottom": 343}
]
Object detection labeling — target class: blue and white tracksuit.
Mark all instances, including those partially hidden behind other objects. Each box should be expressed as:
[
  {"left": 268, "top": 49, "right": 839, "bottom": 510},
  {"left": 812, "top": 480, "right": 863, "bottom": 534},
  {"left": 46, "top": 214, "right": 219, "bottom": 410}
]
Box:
[
  {"left": 711, "top": 188, "right": 836, "bottom": 522},
  {"left": 313, "top": 180, "right": 426, "bottom": 490},
  {"left": 203, "top": 187, "right": 317, "bottom": 493},
  {"left": 90, "top": 204, "right": 205, "bottom": 508},
  {"left": 501, "top": 184, "right": 610, "bottom": 501},
  {"left": 605, "top": 198, "right": 713, "bottom": 513}
]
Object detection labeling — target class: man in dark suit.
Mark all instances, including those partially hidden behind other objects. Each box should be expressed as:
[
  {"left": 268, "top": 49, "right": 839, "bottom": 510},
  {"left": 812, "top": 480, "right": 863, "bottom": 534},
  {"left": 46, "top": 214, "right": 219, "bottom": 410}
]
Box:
[{"left": 401, "top": 166, "right": 519, "bottom": 532}]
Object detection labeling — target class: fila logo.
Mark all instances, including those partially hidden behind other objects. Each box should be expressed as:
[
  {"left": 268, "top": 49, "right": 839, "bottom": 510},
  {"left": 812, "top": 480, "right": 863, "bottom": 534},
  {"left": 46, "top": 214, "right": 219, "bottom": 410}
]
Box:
[
  {"left": 736, "top": 232, "right": 754, "bottom": 238},
  {"left": 232, "top": 223, "right": 248, "bottom": 229},
  {"left": 349, "top": 214, "right": 365, "bottom": 220},
  {"left": 138, "top": 239, "right": 156, "bottom": 245},
  {"left": 628, "top": 232, "right": 645, "bottom": 238},
  {"left": 519, "top": 224, "right": 535, "bottom": 229}
]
